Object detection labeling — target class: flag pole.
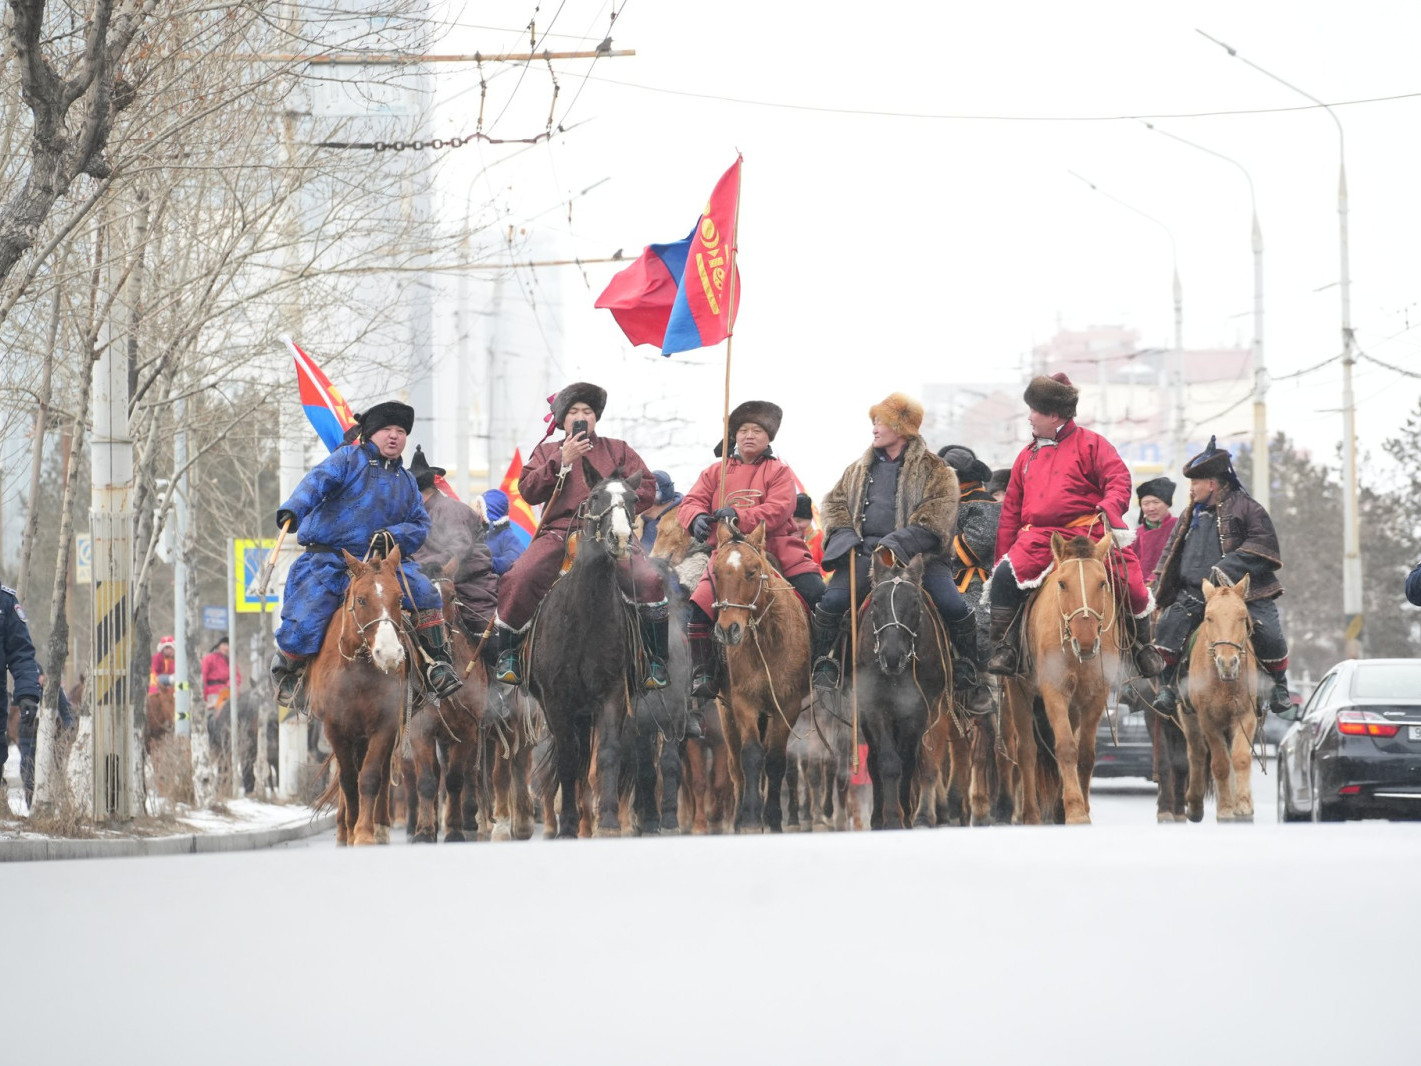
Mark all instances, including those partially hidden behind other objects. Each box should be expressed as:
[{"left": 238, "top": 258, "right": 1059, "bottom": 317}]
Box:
[{"left": 717, "top": 156, "right": 743, "bottom": 508}]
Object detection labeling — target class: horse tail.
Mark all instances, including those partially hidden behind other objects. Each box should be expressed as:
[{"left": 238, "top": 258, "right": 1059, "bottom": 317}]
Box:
[{"left": 310, "top": 754, "right": 340, "bottom": 815}]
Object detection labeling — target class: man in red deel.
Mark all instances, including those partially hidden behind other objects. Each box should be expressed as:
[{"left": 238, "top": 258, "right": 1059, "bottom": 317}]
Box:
[{"left": 984, "top": 373, "right": 1165, "bottom": 680}]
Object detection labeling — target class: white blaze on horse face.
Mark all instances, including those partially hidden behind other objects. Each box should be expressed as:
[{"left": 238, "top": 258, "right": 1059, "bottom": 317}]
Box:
[
  {"left": 606, "top": 482, "right": 632, "bottom": 552},
  {"left": 726, "top": 549, "right": 742, "bottom": 572},
  {"left": 369, "top": 577, "right": 405, "bottom": 672}
]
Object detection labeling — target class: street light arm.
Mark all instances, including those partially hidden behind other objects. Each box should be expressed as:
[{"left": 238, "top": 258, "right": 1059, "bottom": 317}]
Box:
[{"left": 1139, "top": 120, "right": 1259, "bottom": 236}]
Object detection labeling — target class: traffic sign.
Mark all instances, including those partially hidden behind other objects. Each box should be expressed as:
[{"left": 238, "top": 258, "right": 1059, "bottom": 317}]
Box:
[
  {"left": 234, "top": 539, "right": 279, "bottom": 613},
  {"left": 75, "top": 533, "right": 92, "bottom": 585},
  {"left": 202, "top": 606, "right": 229, "bottom": 630}
]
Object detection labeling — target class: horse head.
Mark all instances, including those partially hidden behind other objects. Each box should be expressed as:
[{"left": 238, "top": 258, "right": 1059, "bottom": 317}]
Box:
[
  {"left": 579, "top": 457, "right": 641, "bottom": 560},
  {"left": 1049, "top": 532, "right": 1114, "bottom": 663},
  {"left": 649, "top": 500, "right": 692, "bottom": 564},
  {"left": 339, "top": 547, "right": 407, "bottom": 673},
  {"left": 1201, "top": 574, "right": 1252, "bottom": 681},
  {"left": 711, "top": 521, "right": 771, "bottom": 647},
  {"left": 869, "top": 550, "right": 926, "bottom": 676}
]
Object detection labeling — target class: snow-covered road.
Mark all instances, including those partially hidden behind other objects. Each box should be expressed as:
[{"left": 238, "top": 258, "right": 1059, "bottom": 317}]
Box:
[{"left": 6, "top": 759, "right": 1415, "bottom": 1066}]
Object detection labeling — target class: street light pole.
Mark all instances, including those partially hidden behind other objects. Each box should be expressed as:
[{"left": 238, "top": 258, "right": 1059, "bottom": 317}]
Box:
[
  {"left": 1142, "top": 121, "right": 1268, "bottom": 508},
  {"left": 1068, "top": 171, "right": 1186, "bottom": 473},
  {"left": 1199, "top": 30, "right": 1362, "bottom": 656}
]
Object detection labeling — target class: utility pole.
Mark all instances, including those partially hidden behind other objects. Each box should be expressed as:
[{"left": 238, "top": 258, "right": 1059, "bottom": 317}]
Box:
[
  {"left": 90, "top": 217, "right": 135, "bottom": 822},
  {"left": 172, "top": 395, "right": 190, "bottom": 738},
  {"left": 1198, "top": 31, "right": 1362, "bottom": 653}
]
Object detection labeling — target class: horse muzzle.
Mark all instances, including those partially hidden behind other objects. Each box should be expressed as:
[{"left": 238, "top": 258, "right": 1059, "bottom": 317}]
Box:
[
  {"left": 370, "top": 618, "right": 405, "bottom": 673},
  {"left": 1214, "top": 656, "right": 1243, "bottom": 682},
  {"left": 1069, "top": 635, "right": 1101, "bottom": 662},
  {"left": 715, "top": 621, "right": 743, "bottom": 647},
  {"left": 877, "top": 652, "right": 909, "bottom": 676}
]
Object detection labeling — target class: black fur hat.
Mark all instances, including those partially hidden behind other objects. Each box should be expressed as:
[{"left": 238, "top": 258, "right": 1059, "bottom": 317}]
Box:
[
  {"left": 938, "top": 444, "right": 992, "bottom": 486},
  {"left": 1135, "top": 476, "right": 1176, "bottom": 506},
  {"left": 409, "top": 445, "right": 444, "bottom": 491},
  {"left": 552, "top": 382, "right": 608, "bottom": 427},
  {"left": 728, "top": 400, "right": 783, "bottom": 441},
  {"left": 1022, "top": 373, "right": 1078, "bottom": 420},
  {"left": 987, "top": 468, "right": 1011, "bottom": 496},
  {"left": 794, "top": 493, "right": 814, "bottom": 521},
  {"left": 1183, "top": 436, "right": 1242, "bottom": 489},
  {"left": 356, "top": 401, "right": 414, "bottom": 437}
]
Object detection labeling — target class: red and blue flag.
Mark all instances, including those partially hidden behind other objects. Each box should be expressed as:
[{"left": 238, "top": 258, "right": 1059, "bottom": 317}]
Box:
[
  {"left": 596, "top": 156, "right": 741, "bottom": 356},
  {"left": 499, "top": 450, "right": 538, "bottom": 547},
  {"left": 288, "top": 338, "right": 357, "bottom": 451}
]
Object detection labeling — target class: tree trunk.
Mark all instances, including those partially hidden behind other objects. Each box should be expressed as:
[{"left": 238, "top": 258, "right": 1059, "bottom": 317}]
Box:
[
  {"left": 16, "top": 282, "right": 60, "bottom": 604},
  {"left": 186, "top": 518, "right": 217, "bottom": 808}
]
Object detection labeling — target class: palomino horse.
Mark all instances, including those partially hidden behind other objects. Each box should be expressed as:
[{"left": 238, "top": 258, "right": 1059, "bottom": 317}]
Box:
[
  {"left": 708, "top": 521, "right": 811, "bottom": 832},
  {"left": 308, "top": 547, "right": 411, "bottom": 846},
  {"left": 405, "top": 571, "right": 487, "bottom": 842},
  {"left": 854, "top": 553, "right": 945, "bottom": 829},
  {"left": 1000, "top": 532, "right": 1122, "bottom": 825},
  {"left": 1181, "top": 576, "right": 1259, "bottom": 823},
  {"left": 526, "top": 459, "right": 650, "bottom": 838}
]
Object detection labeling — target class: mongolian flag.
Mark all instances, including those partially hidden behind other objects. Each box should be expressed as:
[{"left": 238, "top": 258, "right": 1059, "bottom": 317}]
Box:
[
  {"left": 499, "top": 449, "right": 539, "bottom": 545},
  {"left": 595, "top": 156, "right": 742, "bottom": 356},
  {"left": 286, "top": 338, "right": 458, "bottom": 497}
]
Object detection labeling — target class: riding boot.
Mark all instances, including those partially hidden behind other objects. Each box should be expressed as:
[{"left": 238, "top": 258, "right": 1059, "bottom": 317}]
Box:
[
  {"left": 688, "top": 621, "right": 718, "bottom": 700},
  {"left": 1267, "top": 668, "right": 1292, "bottom": 716},
  {"left": 985, "top": 605, "right": 1019, "bottom": 677},
  {"left": 638, "top": 606, "right": 670, "bottom": 690},
  {"left": 414, "top": 612, "right": 464, "bottom": 700},
  {"left": 270, "top": 649, "right": 309, "bottom": 712},
  {"left": 810, "top": 605, "right": 844, "bottom": 691},
  {"left": 1154, "top": 660, "right": 1182, "bottom": 716},
  {"left": 945, "top": 613, "right": 995, "bottom": 715},
  {"left": 1129, "top": 617, "right": 1167, "bottom": 678},
  {"left": 492, "top": 627, "right": 526, "bottom": 687}
]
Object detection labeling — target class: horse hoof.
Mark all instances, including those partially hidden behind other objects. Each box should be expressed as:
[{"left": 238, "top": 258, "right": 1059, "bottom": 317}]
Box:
[
  {"left": 594, "top": 826, "right": 621, "bottom": 839},
  {"left": 352, "top": 832, "right": 376, "bottom": 846},
  {"left": 1173, "top": 814, "right": 1189, "bottom": 823},
  {"left": 513, "top": 819, "right": 536, "bottom": 841},
  {"left": 444, "top": 830, "right": 467, "bottom": 843},
  {"left": 374, "top": 825, "right": 390, "bottom": 845},
  {"left": 413, "top": 830, "right": 437, "bottom": 844},
  {"left": 491, "top": 818, "right": 512, "bottom": 842},
  {"left": 1065, "top": 813, "right": 1092, "bottom": 826},
  {"left": 1156, "top": 812, "right": 1176, "bottom": 824}
]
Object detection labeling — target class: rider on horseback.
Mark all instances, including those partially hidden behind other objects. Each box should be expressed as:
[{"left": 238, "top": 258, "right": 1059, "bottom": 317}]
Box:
[
  {"left": 488, "top": 382, "right": 670, "bottom": 690},
  {"left": 985, "top": 373, "right": 1166, "bottom": 680},
  {"left": 1150, "top": 436, "right": 1292, "bottom": 717},
  {"left": 681, "top": 400, "right": 826, "bottom": 698},
  {"left": 269, "top": 402, "right": 463, "bottom": 709},
  {"left": 410, "top": 446, "right": 498, "bottom": 640},
  {"left": 813, "top": 393, "right": 994, "bottom": 715}
]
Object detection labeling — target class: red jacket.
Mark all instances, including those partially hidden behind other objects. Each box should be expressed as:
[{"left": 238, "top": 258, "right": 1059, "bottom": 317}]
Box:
[
  {"left": 682, "top": 454, "right": 818, "bottom": 617},
  {"left": 1135, "top": 512, "right": 1178, "bottom": 584},
  {"left": 518, "top": 434, "right": 656, "bottom": 534},
  {"left": 995, "top": 421, "right": 1133, "bottom": 584}
]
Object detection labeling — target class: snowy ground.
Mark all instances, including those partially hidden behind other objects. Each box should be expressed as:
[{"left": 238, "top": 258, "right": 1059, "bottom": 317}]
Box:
[{"left": 4, "top": 756, "right": 1417, "bottom": 1065}]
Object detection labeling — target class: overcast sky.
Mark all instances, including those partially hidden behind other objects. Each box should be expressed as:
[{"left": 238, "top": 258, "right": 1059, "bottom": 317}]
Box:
[{"left": 429, "top": 0, "right": 1421, "bottom": 498}]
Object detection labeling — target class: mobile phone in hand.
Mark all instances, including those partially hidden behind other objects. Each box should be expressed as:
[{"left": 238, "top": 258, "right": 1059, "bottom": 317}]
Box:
[{"left": 572, "top": 419, "right": 589, "bottom": 437}]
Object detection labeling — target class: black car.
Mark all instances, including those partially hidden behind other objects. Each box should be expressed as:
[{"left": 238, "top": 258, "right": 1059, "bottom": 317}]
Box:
[
  {"left": 1276, "top": 659, "right": 1421, "bottom": 822},
  {"left": 1092, "top": 700, "right": 1154, "bottom": 780}
]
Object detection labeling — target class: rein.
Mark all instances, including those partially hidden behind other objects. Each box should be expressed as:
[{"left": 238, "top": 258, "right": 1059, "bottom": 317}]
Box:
[
  {"left": 712, "top": 535, "right": 798, "bottom": 731},
  {"left": 1055, "top": 555, "right": 1118, "bottom": 662}
]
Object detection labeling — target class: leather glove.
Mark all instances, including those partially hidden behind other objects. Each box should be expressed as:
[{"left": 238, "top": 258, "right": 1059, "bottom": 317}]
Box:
[
  {"left": 17, "top": 696, "right": 38, "bottom": 726},
  {"left": 712, "top": 506, "right": 739, "bottom": 528},
  {"left": 276, "top": 509, "right": 297, "bottom": 531},
  {"left": 369, "top": 529, "right": 397, "bottom": 558},
  {"left": 691, "top": 514, "right": 713, "bottom": 542}
]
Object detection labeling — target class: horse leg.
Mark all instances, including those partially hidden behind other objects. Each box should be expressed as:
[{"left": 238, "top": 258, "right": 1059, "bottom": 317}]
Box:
[
  {"left": 510, "top": 734, "right": 535, "bottom": 841},
  {"left": 736, "top": 714, "right": 766, "bottom": 833},
  {"left": 1077, "top": 705, "right": 1102, "bottom": 819},
  {"left": 763, "top": 714, "right": 792, "bottom": 834},
  {"left": 1040, "top": 688, "right": 1088, "bottom": 825},
  {"left": 1181, "top": 712, "right": 1209, "bottom": 823},
  {"left": 631, "top": 715, "right": 660, "bottom": 836},
  {"left": 491, "top": 734, "right": 514, "bottom": 842},
  {"left": 336, "top": 739, "right": 362, "bottom": 845},
  {"left": 684, "top": 738, "right": 709, "bottom": 834},
  {"left": 1005, "top": 686, "right": 1040, "bottom": 825},
  {"left": 412, "top": 723, "right": 439, "bottom": 844},
  {"left": 912, "top": 729, "right": 939, "bottom": 828},
  {"left": 1206, "top": 720, "right": 1236, "bottom": 822},
  {"left": 594, "top": 704, "right": 623, "bottom": 837},
  {"left": 443, "top": 737, "right": 471, "bottom": 843},
  {"left": 895, "top": 713, "right": 922, "bottom": 830},
  {"left": 966, "top": 716, "right": 995, "bottom": 826},
  {"left": 718, "top": 700, "right": 746, "bottom": 832},
  {"left": 552, "top": 720, "right": 582, "bottom": 839},
  {"left": 1232, "top": 709, "right": 1258, "bottom": 821},
  {"left": 658, "top": 732, "right": 681, "bottom": 834},
  {"left": 784, "top": 744, "right": 802, "bottom": 831},
  {"left": 1151, "top": 713, "right": 1173, "bottom": 823},
  {"left": 353, "top": 731, "right": 395, "bottom": 846}
]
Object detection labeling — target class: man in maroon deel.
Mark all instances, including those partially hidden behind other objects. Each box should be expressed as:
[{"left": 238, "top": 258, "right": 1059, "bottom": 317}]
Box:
[{"left": 985, "top": 372, "right": 1165, "bottom": 679}]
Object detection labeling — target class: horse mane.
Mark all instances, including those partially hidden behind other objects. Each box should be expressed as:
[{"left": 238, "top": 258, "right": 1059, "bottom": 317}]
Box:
[{"left": 1057, "top": 535, "right": 1097, "bottom": 560}]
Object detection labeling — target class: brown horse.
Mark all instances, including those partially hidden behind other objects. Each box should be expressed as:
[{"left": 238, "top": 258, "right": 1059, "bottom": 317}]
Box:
[
  {"left": 1181, "top": 577, "right": 1259, "bottom": 823},
  {"left": 308, "top": 548, "right": 411, "bottom": 846},
  {"left": 144, "top": 686, "right": 175, "bottom": 756},
  {"left": 405, "top": 572, "right": 487, "bottom": 842},
  {"left": 708, "top": 521, "right": 811, "bottom": 832},
  {"left": 1000, "top": 533, "right": 1122, "bottom": 825}
]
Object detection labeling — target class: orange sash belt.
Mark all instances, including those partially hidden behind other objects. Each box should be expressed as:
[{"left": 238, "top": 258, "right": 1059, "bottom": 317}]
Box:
[{"left": 1019, "top": 512, "right": 1103, "bottom": 534}]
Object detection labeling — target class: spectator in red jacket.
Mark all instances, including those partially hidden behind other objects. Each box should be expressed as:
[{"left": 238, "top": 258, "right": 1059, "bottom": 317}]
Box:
[{"left": 1133, "top": 476, "right": 1177, "bottom": 583}]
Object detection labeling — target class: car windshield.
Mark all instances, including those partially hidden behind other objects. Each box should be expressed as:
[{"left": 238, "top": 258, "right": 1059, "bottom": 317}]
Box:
[{"left": 1351, "top": 662, "right": 1421, "bottom": 700}]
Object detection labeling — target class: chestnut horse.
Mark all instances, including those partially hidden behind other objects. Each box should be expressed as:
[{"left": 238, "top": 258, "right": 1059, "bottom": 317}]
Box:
[
  {"left": 1000, "top": 532, "right": 1122, "bottom": 825},
  {"left": 708, "top": 521, "right": 811, "bottom": 832},
  {"left": 308, "top": 548, "right": 411, "bottom": 846},
  {"left": 1181, "top": 576, "right": 1259, "bottom": 823}
]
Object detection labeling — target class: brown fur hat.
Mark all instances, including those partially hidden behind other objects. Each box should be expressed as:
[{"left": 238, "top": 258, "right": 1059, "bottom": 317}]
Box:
[
  {"left": 1023, "top": 372, "right": 1078, "bottom": 420},
  {"left": 868, "top": 392, "right": 925, "bottom": 437},
  {"left": 552, "top": 382, "right": 607, "bottom": 427},
  {"left": 728, "top": 400, "right": 783, "bottom": 441}
]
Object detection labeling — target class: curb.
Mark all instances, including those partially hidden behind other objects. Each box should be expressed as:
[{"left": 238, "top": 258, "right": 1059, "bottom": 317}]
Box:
[{"left": 0, "top": 812, "right": 336, "bottom": 863}]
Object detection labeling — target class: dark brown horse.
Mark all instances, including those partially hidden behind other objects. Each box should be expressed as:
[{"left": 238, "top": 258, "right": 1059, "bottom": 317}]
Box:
[
  {"left": 526, "top": 460, "right": 648, "bottom": 838},
  {"left": 308, "top": 548, "right": 411, "bottom": 846},
  {"left": 708, "top": 521, "right": 811, "bottom": 832}
]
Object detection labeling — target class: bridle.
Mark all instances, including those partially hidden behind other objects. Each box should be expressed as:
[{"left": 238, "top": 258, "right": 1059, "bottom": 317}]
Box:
[
  {"left": 338, "top": 577, "right": 401, "bottom": 665},
  {"left": 870, "top": 573, "right": 920, "bottom": 665},
  {"left": 710, "top": 537, "right": 779, "bottom": 627},
  {"left": 578, "top": 487, "right": 635, "bottom": 550},
  {"left": 1057, "top": 556, "right": 1116, "bottom": 662},
  {"left": 1205, "top": 610, "right": 1253, "bottom": 681}
]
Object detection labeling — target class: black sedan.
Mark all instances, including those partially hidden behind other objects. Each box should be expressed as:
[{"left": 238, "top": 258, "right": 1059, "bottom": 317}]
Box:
[{"left": 1276, "top": 658, "right": 1421, "bottom": 822}]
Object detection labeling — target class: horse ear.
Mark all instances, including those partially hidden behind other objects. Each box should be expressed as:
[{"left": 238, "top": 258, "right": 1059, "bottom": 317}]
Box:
[
  {"left": 580, "top": 455, "right": 601, "bottom": 489},
  {"left": 441, "top": 556, "right": 458, "bottom": 579},
  {"left": 342, "top": 549, "right": 363, "bottom": 573},
  {"left": 749, "top": 521, "right": 767, "bottom": 548},
  {"left": 907, "top": 554, "right": 925, "bottom": 582},
  {"left": 387, "top": 543, "right": 401, "bottom": 569},
  {"left": 625, "top": 468, "right": 644, "bottom": 491},
  {"left": 1093, "top": 533, "right": 1112, "bottom": 559},
  {"left": 1202, "top": 578, "right": 1215, "bottom": 598},
  {"left": 1050, "top": 532, "right": 1065, "bottom": 561},
  {"left": 1236, "top": 574, "right": 1250, "bottom": 600},
  {"left": 871, "top": 551, "right": 887, "bottom": 580},
  {"left": 716, "top": 521, "right": 733, "bottom": 547}
]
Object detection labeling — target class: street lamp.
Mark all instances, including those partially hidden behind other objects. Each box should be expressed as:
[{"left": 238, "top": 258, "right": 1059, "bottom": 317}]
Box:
[
  {"left": 1141, "top": 121, "right": 1268, "bottom": 509},
  {"left": 1198, "top": 29, "right": 1362, "bottom": 656},
  {"left": 1068, "top": 171, "right": 1186, "bottom": 474}
]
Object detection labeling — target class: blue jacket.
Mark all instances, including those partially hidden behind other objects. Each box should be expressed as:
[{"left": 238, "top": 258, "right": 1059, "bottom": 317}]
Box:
[
  {"left": 1, "top": 584, "right": 41, "bottom": 721},
  {"left": 485, "top": 520, "right": 528, "bottom": 576},
  {"left": 279, "top": 442, "right": 429, "bottom": 557},
  {"left": 1407, "top": 562, "right": 1421, "bottom": 607}
]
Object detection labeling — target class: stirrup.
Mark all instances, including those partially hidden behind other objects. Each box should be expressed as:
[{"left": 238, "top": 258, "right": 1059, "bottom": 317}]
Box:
[
  {"left": 426, "top": 662, "right": 463, "bottom": 700},
  {"left": 494, "top": 650, "right": 522, "bottom": 686},
  {"left": 986, "top": 646, "right": 1017, "bottom": 677},
  {"left": 1268, "top": 682, "right": 1291, "bottom": 715},
  {"left": 644, "top": 658, "right": 669, "bottom": 691},
  {"left": 690, "top": 672, "right": 717, "bottom": 700},
  {"left": 812, "top": 656, "right": 841, "bottom": 691}
]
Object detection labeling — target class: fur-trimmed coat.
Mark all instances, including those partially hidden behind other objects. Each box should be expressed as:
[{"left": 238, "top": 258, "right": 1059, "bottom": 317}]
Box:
[
  {"left": 821, "top": 436, "right": 958, "bottom": 564},
  {"left": 1152, "top": 487, "right": 1283, "bottom": 605}
]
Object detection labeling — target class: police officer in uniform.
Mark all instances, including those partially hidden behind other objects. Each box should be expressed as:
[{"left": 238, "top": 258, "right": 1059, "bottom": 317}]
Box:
[{"left": 0, "top": 584, "right": 42, "bottom": 792}]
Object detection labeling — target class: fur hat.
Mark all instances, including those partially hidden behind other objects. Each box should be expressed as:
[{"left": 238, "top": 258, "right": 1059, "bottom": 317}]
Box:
[
  {"left": 552, "top": 382, "right": 607, "bottom": 428},
  {"left": 356, "top": 401, "right": 415, "bottom": 438},
  {"left": 868, "top": 392, "right": 925, "bottom": 438},
  {"left": 1135, "top": 476, "right": 1176, "bottom": 506},
  {"left": 727, "top": 400, "right": 783, "bottom": 441},
  {"left": 409, "top": 445, "right": 445, "bottom": 491},
  {"left": 987, "top": 468, "right": 1011, "bottom": 496},
  {"left": 1183, "top": 436, "right": 1242, "bottom": 489},
  {"left": 794, "top": 493, "right": 814, "bottom": 521},
  {"left": 1023, "top": 373, "right": 1078, "bottom": 420},
  {"left": 482, "top": 489, "right": 510, "bottom": 522},
  {"left": 938, "top": 443, "right": 992, "bottom": 487}
]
